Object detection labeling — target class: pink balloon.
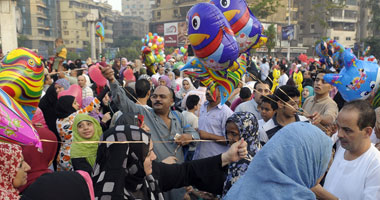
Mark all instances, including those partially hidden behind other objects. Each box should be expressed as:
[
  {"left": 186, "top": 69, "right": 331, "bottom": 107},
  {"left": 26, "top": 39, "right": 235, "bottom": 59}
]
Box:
[
  {"left": 58, "top": 84, "right": 83, "bottom": 108},
  {"left": 89, "top": 64, "right": 107, "bottom": 87},
  {"left": 123, "top": 69, "right": 136, "bottom": 82}
]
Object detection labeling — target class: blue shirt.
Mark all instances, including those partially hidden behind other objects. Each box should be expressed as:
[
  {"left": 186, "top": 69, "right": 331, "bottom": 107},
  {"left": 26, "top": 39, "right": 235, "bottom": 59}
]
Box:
[
  {"left": 234, "top": 99, "right": 262, "bottom": 120},
  {"left": 193, "top": 101, "right": 233, "bottom": 160}
]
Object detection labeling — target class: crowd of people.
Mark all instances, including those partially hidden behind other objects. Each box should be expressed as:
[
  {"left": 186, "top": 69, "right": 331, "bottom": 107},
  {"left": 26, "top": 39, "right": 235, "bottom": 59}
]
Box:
[{"left": 1, "top": 44, "right": 380, "bottom": 200}]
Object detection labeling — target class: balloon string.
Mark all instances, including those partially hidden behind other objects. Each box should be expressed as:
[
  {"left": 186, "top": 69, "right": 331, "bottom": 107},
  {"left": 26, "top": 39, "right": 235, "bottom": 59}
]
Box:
[{"left": 39, "top": 139, "right": 228, "bottom": 144}]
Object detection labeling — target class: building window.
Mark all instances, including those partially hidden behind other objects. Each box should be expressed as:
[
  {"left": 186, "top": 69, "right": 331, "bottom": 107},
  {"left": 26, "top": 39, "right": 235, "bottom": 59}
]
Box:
[
  {"left": 334, "top": 36, "right": 339, "bottom": 40},
  {"left": 346, "top": 37, "right": 351, "bottom": 41},
  {"left": 344, "top": 10, "right": 357, "bottom": 19},
  {"left": 64, "top": 31, "right": 69, "bottom": 35},
  {"left": 346, "top": 0, "right": 356, "bottom": 5},
  {"left": 63, "top": 21, "right": 68, "bottom": 25},
  {"left": 140, "top": 4, "right": 144, "bottom": 8},
  {"left": 139, "top": 11, "right": 144, "bottom": 15},
  {"left": 157, "top": 11, "right": 161, "bottom": 19},
  {"left": 71, "top": 41, "right": 74, "bottom": 44}
]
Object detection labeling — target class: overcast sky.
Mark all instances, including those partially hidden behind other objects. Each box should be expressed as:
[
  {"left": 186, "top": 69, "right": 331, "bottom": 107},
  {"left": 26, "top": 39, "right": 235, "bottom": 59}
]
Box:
[{"left": 108, "top": 0, "right": 122, "bottom": 11}]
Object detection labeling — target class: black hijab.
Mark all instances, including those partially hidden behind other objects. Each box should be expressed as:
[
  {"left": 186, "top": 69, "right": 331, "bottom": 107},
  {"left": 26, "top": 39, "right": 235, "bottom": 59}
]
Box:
[
  {"left": 55, "top": 95, "right": 77, "bottom": 119},
  {"left": 20, "top": 171, "right": 91, "bottom": 200},
  {"left": 38, "top": 83, "right": 58, "bottom": 135},
  {"left": 92, "top": 117, "right": 163, "bottom": 200}
]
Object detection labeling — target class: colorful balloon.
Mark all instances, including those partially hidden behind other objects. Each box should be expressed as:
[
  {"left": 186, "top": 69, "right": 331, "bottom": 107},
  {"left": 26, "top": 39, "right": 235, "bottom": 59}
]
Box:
[
  {"left": 293, "top": 71, "right": 303, "bottom": 106},
  {"left": 0, "top": 88, "right": 41, "bottom": 150},
  {"left": 96, "top": 22, "right": 105, "bottom": 41},
  {"left": 271, "top": 69, "right": 280, "bottom": 93},
  {"left": 89, "top": 64, "right": 107, "bottom": 87},
  {"left": 0, "top": 48, "right": 44, "bottom": 120},
  {"left": 57, "top": 84, "right": 83, "bottom": 108},
  {"left": 187, "top": 2, "right": 239, "bottom": 71},
  {"left": 324, "top": 48, "right": 380, "bottom": 102},
  {"left": 210, "top": 0, "right": 267, "bottom": 53}
]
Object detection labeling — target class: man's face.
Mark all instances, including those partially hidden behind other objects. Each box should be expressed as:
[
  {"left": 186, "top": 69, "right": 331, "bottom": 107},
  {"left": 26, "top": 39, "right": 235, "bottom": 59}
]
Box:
[
  {"left": 278, "top": 96, "right": 299, "bottom": 118},
  {"left": 159, "top": 67, "right": 165, "bottom": 75},
  {"left": 206, "top": 88, "right": 220, "bottom": 103},
  {"left": 77, "top": 76, "right": 86, "bottom": 88},
  {"left": 337, "top": 109, "right": 370, "bottom": 152},
  {"left": 314, "top": 73, "right": 332, "bottom": 95},
  {"left": 150, "top": 86, "right": 173, "bottom": 113},
  {"left": 254, "top": 83, "right": 271, "bottom": 103}
]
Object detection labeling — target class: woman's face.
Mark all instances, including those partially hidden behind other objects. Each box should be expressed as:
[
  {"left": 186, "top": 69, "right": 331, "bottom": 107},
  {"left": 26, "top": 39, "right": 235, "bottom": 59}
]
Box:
[
  {"left": 226, "top": 122, "right": 240, "bottom": 145},
  {"left": 45, "top": 75, "right": 53, "bottom": 85},
  {"left": 77, "top": 120, "right": 95, "bottom": 139},
  {"left": 55, "top": 84, "right": 64, "bottom": 94},
  {"left": 143, "top": 140, "right": 156, "bottom": 176},
  {"left": 302, "top": 88, "right": 310, "bottom": 99},
  {"left": 183, "top": 80, "right": 190, "bottom": 90},
  {"left": 168, "top": 73, "right": 174, "bottom": 80},
  {"left": 72, "top": 100, "right": 80, "bottom": 111},
  {"left": 303, "top": 71, "right": 311, "bottom": 79},
  {"left": 159, "top": 79, "right": 166, "bottom": 86},
  {"left": 121, "top": 60, "right": 127, "bottom": 66},
  {"left": 13, "top": 158, "right": 31, "bottom": 188}
]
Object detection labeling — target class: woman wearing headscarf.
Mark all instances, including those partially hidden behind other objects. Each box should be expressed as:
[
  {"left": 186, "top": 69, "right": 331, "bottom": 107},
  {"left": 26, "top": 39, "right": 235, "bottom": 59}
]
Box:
[
  {"left": 159, "top": 75, "right": 172, "bottom": 88},
  {"left": 82, "top": 96, "right": 111, "bottom": 130},
  {"left": 71, "top": 114, "right": 103, "bottom": 174},
  {"left": 18, "top": 127, "right": 58, "bottom": 193},
  {"left": 55, "top": 95, "right": 100, "bottom": 171},
  {"left": 55, "top": 78, "right": 70, "bottom": 94},
  {"left": 176, "top": 77, "right": 195, "bottom": 99},
  {"left": 0, "top": 143, "right": 31, "bottom": 200},
  {"left": 93, "top": 115, "right": 248, "bottom": 199},
  {"left": 302, "top": 85, "right": 315, "bottom": 106},
  {"left": 20, "top": 171, "right": 95, "bottom": 200},
  {"left": 224, "top": 122, "right": 332, "bottom": 200},
  {"left": 168, "top": 71, "right": 179, "bottom": 92},
  {"left": 222, "top": 112, "right": 260, "bottom": 197}
]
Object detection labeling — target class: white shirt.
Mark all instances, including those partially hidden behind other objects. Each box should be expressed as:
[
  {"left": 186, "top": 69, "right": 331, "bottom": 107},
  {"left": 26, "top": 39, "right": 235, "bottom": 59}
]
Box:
[
  {"left": 324, "top": 144, "right": 380, "bottom": 200},
  {"left": 182, "top": 111, "right": 198, "bottom": 129},
  {"left": 278, "top": 73, "right": 289, "bottom": 86},
  {"left": 260, "top": 62, "right": 270, "bottom": 81}
]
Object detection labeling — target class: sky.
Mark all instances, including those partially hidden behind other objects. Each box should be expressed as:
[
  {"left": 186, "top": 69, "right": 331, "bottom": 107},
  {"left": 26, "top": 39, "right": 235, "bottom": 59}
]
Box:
[{"left": 107, "top": 0, "right": 122, "bottom": 11}]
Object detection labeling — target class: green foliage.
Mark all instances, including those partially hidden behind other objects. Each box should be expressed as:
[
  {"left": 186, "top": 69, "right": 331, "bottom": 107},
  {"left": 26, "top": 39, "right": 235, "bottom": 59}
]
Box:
[
  {"left": 264, "top": 24, "right": 276, "bottom": 56},
  {"left": 368, "top": 0, "right": 380, "bottom": 35},
  {"left": 112, "top": 35, "right": 142, "bottom": 60},
  {"left": 249, "top": 0, "right": 283, "bottom": 19},
  {"left": 67, "top": 50, "right": 80, "bottom": 61},
  {"left": 364, "top": 37, "right": 380, "bottom": 59}
]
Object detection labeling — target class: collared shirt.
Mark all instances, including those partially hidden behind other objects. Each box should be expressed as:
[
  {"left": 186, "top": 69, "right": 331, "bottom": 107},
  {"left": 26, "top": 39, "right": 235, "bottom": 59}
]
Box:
[
  {"left": 234, "top": 99, "right": 262, "bottom": 120},
  {"left": 302, "top": 95, "right": 338, "bottom": 124},
  {"left": 193, "top": 101, "right": 233, "bottom": 160},
  {"left": 82, "top": 86, "right": 94, "bottom": 99},
  {"left": 261, "top": 113, "right": 309, "bottom": 141},
  {"left": 109, "top": 82, "right": 199, "bottom": 163}
]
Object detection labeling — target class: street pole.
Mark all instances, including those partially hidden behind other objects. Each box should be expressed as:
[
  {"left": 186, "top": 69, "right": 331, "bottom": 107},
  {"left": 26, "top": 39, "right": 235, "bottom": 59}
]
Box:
[
  {"left": 90, "top": 21, "right": 96, "bottom": 61},
  {"left": 98, "top": 37, "right": 102, "bottom": 59},
  {"left": 287, "top": 0, "right": 291, "bottom": 61}
]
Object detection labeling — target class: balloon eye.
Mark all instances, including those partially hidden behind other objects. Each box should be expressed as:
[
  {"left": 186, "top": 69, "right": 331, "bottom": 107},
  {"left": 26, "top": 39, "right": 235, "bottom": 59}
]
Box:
[
  {"left": 28, "top": 59, "right": 35, "bottom": 67},
  {"left": 220, "top": 0, "right": 230, "bottom": 8},
  {"left": 192, "top": 16, "right": 200, "bottom": 30},
  {"left": 361, "top": 91, "right": 370, "bottom": 97},
  {"left": 370, "top": 81, "right": 376, "bottom": 89}
]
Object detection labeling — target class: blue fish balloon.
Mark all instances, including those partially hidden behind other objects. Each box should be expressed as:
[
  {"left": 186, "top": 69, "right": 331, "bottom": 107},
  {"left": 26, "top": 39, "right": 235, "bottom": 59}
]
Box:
[
  {"left": 210, "top": 0, "right": 267, "bottom": 53},
  {"left": 187, "top": 2, "right": 239, "bottom": 71}
]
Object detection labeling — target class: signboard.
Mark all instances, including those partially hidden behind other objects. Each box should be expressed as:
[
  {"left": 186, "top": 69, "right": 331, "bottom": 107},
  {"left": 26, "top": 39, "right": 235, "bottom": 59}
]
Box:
[
  {"left": 282, "top": 25, "right": 295, "bottom": 40},
  {"left": 156, "top": 24, "right": 164, "bottom": 34},
  {"left": 164, "top": 22, "right": 178, "bottom": 35},
  {"left": 177, "top": 21, "right": 187, "bottom": 46},
  {"left": 164, "top": 35, "right": 177, "bottom": 47}
]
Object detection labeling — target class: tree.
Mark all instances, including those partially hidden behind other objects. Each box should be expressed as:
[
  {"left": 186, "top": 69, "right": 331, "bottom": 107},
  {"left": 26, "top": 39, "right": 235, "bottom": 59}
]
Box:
[
  {"left": 309, "top": 0, "right": 345, "bottom": 29},
  {"left": 112, "top": 35, "right": 142, "bottom": 60},
  {"left": 264, "top": 24, "right": 276, "bottom": 56},
  {"left": 368, "top": 0, "right": 380, "bottom": 36},
  {"left": 364, "top": 37, "right": 380, "bottom": 59},
  {"left": 249, "top": 0, "right": 283, "bottom": 19}
]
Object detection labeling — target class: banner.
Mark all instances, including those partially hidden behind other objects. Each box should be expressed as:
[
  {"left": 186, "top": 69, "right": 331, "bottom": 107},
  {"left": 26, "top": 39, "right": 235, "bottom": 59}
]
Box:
[
  {"left": 164, "top": 35, "right": 177, "bottom": 47},
  {"left": 282, "top": 25, "right": 294, "bottom": 40},
  {"left": 164, "top": 23, "right": 178, "bottom": 35},
  {"left": 177, "top": 21, "right": 187, "bottom": 46}
]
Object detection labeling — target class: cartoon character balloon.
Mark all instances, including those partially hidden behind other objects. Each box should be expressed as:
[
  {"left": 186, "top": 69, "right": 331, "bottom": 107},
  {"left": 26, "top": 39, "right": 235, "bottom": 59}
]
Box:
[
  {"left": 293, "top": 71, "right": 303, "bottom": 106},
  {"left": 210, "top": 0, "right": 267, "bottom": 53},
  {"left": 96, "top": 22, "right": 105, "bottom": 41},
  {"left": 0, "top": 48, "right": 44, "bottom": 120},
  {"left": 271, "top": 69, "right": 280, "bottom": 93},
  {"left": 316, "top": 38, "right": 345, "bottom": 69},
  {"left": 323, "top": 48, "right": 380, "bottom": 103},
  {"left": 187, "top": 2, "right": 239, "bottom": 71}
]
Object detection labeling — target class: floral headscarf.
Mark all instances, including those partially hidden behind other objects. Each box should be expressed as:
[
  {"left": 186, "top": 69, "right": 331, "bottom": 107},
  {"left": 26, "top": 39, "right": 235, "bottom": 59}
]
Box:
[
  {"left": 223, "top": 112, "right": 260, "bottom": 197},
  {"left": 82, "top": 97, "right": 103, "bottom": 122},
  {"left": 0, "top": 143, "right": 23, "bottom": 200},
  {"left": 55, "top": 79, "right": 70, "bottom": 90}
]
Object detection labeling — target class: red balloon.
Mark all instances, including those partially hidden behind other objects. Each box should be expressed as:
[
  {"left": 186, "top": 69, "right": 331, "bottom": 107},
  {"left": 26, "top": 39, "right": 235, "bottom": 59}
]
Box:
[
  {"left": 57, "top": 84, "right": 83, "bottom": 107},
  {"left": 89, "top": 64, "right": 108, "bottom": 87}
]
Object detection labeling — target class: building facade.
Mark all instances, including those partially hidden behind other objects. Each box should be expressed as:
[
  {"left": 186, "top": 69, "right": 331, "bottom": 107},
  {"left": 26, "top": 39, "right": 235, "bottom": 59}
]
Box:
[
  {"left": 17, "top": 0, "right": 59, "bottom": 58},
  {"left": 113, "top": 14, "right": 148, "bottom": 38}
]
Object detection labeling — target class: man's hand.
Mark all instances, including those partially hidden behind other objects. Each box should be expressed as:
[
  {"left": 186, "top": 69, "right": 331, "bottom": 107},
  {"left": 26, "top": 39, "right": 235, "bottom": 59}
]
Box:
[
  {"left": 100, "top": 65, "right": 116, "bottom": 83},
  {"left": 221, "top": 138, "right": 247, "bottom": 167},
  {"left": 175, "top": 134, "right": 193, "bottom": 146},
  {"left": 101, "top": 112, "right": 111, "bottom": 123},
  {"left": 162, "top": 156, "right": 178, "bottom": 164},
  {"left": 309, "top": 112, "right": 322, "bottom": 125}
]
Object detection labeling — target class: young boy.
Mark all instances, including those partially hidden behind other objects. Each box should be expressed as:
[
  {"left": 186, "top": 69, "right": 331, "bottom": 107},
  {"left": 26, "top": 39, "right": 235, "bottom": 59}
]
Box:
[
  {"left": 182, "top": 95, "right": 200, "bottom": 161},
  {"left": 52, "top": 38, "right": 67, "bottom": 72},
  {"left": 258, "top": 95, "right": 277, "bottom": 145}
]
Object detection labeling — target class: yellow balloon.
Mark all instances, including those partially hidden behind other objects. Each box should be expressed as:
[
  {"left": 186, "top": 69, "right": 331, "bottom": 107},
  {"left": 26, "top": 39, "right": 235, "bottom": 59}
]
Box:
[
  {"left": 152, "top": 44, "right": 157, "bottom": 50},
  {"left": 158, "top": 37, "right": 163, "bottom": 43}
]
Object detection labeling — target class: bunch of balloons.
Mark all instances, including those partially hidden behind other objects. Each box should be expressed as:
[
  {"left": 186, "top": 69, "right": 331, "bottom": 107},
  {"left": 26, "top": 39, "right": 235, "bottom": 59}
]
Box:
[
  {"left": 0, "top": 48, "right": 44, "bottom": 150},
  {"left": 182, "top": 0, "right": 266, "bottom": 104},
  {"left": 316, "top": 38, "right": 345, "bottom": 69},
  {"left": 141, "top": 32, "right": 165, "bottom": 74}
]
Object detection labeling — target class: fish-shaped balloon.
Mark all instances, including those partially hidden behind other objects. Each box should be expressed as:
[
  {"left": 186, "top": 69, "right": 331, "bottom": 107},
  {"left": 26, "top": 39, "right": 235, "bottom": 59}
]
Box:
[
  {"left": 324, "top": 48, "right": 380, "bottom": 103},
  {"left": 0, "top": 48, "right": 44, "bottom": 120},
  {"left": 210, "top": 0, "right": 267, "bottom": 53},
  {"left": 187, "top": 3, "right": 239, "bottom": 71},
  {"left": 182, "top": 53, "right": 248, "bottom": 104},
  {"left": 96, "top": 22, "right": 105, "bottom": 41}
]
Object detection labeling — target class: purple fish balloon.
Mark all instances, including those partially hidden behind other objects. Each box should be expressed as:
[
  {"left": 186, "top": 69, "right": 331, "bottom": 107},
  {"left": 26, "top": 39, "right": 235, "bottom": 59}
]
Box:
[
  {"left": 210, "top": 0, "right": 267, "bottom": 53},
  {"left": 187, "top": 2, "right": 239, "bottom": 71}
]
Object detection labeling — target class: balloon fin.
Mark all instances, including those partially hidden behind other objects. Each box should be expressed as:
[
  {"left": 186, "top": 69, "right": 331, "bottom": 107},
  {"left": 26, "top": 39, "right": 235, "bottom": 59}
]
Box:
[{"left": 323, "top": 74, "right": 343, "bottom": 86}]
